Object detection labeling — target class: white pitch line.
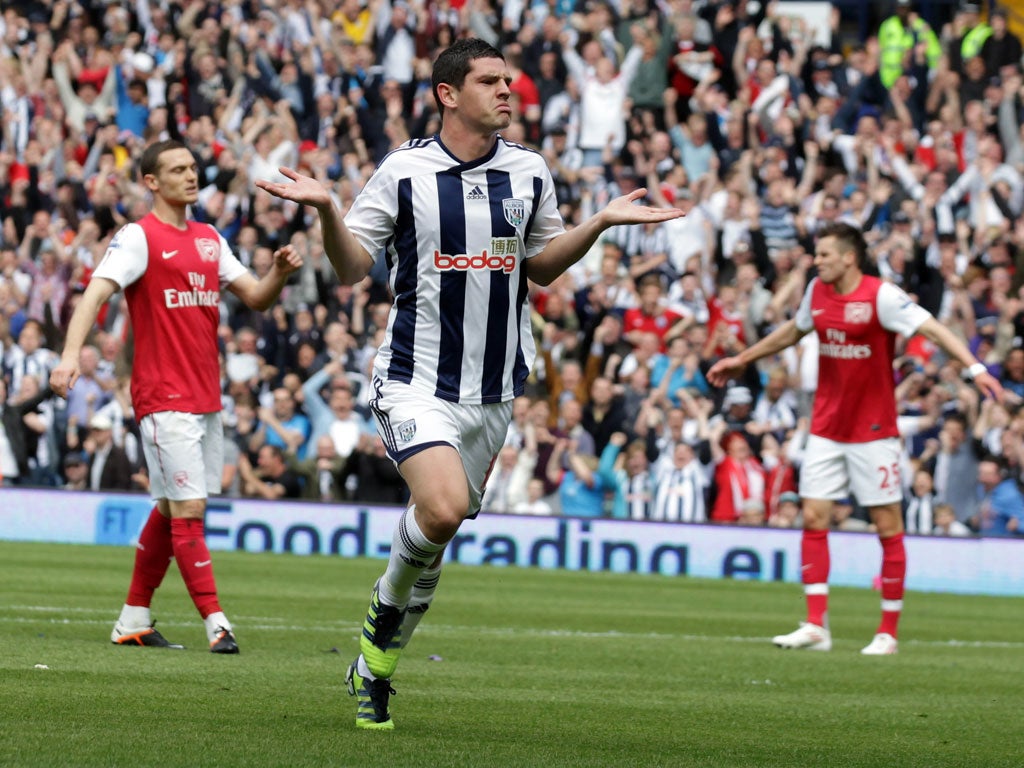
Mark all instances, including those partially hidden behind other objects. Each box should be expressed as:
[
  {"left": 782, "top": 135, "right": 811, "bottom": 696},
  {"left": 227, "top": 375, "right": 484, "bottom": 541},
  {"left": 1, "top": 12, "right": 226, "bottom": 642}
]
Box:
[{"left": 4, "top": 608, "right": 1024, "bottom": 649}]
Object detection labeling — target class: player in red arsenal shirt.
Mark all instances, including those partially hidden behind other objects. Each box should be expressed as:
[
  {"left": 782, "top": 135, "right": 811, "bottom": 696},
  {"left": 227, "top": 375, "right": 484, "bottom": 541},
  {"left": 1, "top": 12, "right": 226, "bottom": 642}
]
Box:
[
  {"left": 51, "top": 140, "right": 303, "bottom": 653},
  {"left": 709, "top": 222, "right": 1001, "bottom": 655}
]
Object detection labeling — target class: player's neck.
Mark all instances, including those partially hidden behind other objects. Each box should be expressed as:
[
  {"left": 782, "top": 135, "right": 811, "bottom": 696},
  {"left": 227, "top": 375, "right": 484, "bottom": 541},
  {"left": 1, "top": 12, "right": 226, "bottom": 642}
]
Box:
[
  {"left": 833, "top": 269, "right": 863, "bottom": 296},
  {"left": 439, "top": 121, "right": 498, "bottom": 163},
  {"left": 151, "top": 199, "right": 189, "bottom": 230}
]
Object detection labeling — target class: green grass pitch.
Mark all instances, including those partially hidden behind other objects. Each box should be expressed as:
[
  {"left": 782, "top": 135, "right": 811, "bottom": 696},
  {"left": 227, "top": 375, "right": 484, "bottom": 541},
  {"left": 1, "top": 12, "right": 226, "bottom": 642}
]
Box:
[{"left": 1, "top": 540, "right": 1021, "bottom": 768}]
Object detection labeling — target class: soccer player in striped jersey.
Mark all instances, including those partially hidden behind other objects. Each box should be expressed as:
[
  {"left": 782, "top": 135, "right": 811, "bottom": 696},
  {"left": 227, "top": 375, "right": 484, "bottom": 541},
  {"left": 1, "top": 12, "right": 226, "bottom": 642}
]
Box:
[
  {"left": 709, "top": 222, "right": 1002, "bottom": 656},
  {"left": 257, "top": 38, "right": 684, "bottom": 729}
]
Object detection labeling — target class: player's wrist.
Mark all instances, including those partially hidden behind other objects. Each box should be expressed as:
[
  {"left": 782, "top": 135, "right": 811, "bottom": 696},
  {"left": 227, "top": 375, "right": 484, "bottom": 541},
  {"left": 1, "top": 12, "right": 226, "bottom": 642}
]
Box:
[{"left": 965, "top": 362, "right": 987, "bottom": 380}]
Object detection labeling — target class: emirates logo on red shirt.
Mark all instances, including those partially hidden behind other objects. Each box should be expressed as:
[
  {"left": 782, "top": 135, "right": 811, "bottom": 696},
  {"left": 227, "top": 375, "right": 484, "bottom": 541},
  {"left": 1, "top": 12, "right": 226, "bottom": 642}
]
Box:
[{"left": 844, "top": 302, "right": 873, "bottom": 324}]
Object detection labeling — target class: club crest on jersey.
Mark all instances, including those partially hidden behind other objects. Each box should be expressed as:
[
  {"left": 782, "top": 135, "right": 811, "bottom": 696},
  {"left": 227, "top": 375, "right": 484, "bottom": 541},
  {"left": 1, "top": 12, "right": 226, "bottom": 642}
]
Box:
[
  {"left": 502, "top": 198, "right": 525, "bottom": 227},
  {"left": 194, "top": 237, "right": 219, "bottom": 263},
  {"left": 844, "top": 302, "right": 872, "bottom": 324},
  {"left": 397, "top": 419, "right": 417, "bottom": 444}
]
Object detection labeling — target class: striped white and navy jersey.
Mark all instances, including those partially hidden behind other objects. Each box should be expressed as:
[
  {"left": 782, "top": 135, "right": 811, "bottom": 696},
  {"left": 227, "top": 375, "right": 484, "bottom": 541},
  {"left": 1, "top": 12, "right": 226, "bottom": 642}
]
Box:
[
  {"left": 652, "top": 461, "right": 708, "bottom": 523},
  {"left": 347, "top": 135, "right": 565, "bottom": 404},
  {"left": 624, "top": 471, "right": 655, "bottom": 521}
]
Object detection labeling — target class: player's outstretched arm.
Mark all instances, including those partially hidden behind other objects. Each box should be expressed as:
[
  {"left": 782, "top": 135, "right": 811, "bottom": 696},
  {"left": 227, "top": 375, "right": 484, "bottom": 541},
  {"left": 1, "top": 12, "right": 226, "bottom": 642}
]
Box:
[
  {"left": 707, "top": 318, "right": 806, "bottom": 387},
  {"left": 255, "top": 166, "right": 374, "bottom": 285},
  {"left": 527, "top": 188, "right": 684, "bottom": 286},
  {"left": 49, "top": 276, "right": 119, "bottom": 398},
  {"left": 228, "top": 244, "right": 304, "bottom": 311},
  {"left": 916, "top": 316, "right": 1004, "bottom": 401}
]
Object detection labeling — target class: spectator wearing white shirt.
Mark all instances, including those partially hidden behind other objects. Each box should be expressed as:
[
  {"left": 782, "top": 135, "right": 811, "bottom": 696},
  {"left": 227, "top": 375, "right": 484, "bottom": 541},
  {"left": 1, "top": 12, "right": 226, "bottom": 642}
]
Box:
[
  {"left": 561, "top": 27, "right": 643, "bottom": 167},
  {"left": 481, "top": 444, "right": 536, "bottom": 513},
  {"left": 225, "top": 327, "right": 264, "bottom": 390},
  {"left": 936, "top": 134, "right": 1024, "bottom": 236},
  {"left": 0, "top": 248, "right": 32, "bottom": 301},
  {"left": 300, "top": 360, "right": 368, "bottom": 460},
  {"left": 663, "top": 188, "right": 712, "bottom": 278},
  {"left": 512, "top": 478, "right": 555, "bottom": 515},
  {"left": 243, "top": 104, "right": 299, "bottom": 193},
  {"left": 375, "top": 0, "right": 417, "bottom": 103},
  {"left": 932, "top": 503, "right": 972, "bottom": 537}
]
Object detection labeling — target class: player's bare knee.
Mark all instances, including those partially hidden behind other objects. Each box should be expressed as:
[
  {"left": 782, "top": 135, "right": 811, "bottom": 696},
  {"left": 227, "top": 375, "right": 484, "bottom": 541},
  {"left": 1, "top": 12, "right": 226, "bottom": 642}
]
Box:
[
  {"left": 414, "top": 501, "right": 466, "bottom": 543},
  {"left": 801, "top": 500, "right": 831, "bottom": 529},
  {"left": 169, "top": 498, "right": 206, "bottom": 520}
]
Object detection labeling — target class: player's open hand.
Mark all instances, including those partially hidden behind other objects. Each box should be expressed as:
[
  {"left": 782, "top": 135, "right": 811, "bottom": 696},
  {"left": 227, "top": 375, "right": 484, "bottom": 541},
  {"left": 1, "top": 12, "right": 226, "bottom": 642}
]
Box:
[
  {"left": 707, "top": 356, "right": 745, "bottom": 388},
  {"left": 603, "top": 188, "right": 685, "bottom": 226},
  {"left": 49, "top": 359, "right": 80, "bottom": 398},
  {"left": 975, "top": 369, "right": 1004, "bottom": 403},
  {"left": 272, "top": 243, "right": 304, "bottom": 276},
  {"left": 255, "top": 167, "right": 332, "bottom": 210}
]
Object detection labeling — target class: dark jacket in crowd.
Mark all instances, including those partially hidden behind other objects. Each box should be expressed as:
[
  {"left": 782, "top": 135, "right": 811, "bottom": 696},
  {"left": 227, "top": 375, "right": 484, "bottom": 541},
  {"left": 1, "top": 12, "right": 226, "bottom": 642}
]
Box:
[{"left": 1, "top": 387, "right": 51, "bottom": 479}]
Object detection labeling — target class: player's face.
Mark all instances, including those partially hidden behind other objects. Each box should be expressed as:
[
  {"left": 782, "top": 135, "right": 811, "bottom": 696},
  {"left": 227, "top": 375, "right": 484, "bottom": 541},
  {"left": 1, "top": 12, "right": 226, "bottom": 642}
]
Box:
[
  {"left": 813, "top": 235, "right": 853, "bottom": 286},
  {"left": 149, "top": 148, "right": 200, "bottom": 206},
  {"left": 452, "top": 57, "right": 513, "bottom": 133}
]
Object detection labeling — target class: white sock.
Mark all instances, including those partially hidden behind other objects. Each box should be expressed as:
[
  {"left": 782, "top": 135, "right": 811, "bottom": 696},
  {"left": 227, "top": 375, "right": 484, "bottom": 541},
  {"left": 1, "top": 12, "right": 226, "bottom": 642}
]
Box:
[
  {"left": 377, "top": 506, "right": 445, "bottom": 608},
  {"left": 118, "top": 604, "right": 151, "bottom": 629},
  {"left": 357, "top": 654, "right": 375, "bottom": 680},
  {"left": 203, "top": 611, "right": 232, "bottom": 643},
  {"left": 400, "top": 565, "right": 442, "bottom": 648}
]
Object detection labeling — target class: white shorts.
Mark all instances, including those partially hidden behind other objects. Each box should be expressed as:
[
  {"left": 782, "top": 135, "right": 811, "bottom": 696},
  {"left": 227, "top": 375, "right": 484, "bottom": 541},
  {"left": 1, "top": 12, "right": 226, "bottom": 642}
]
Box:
[
  {"left": 140, "top": 411, "right": 224, "bottom": 501},
  {"left": 798, "top": 434, "right": 903, "bottom": 507},
  {"left": 370, "top": 377, "right": 513, "bottom": 515}
]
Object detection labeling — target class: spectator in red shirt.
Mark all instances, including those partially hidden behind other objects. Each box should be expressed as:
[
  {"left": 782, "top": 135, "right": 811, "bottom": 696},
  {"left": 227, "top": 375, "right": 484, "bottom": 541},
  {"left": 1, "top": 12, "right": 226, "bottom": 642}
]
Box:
[
  {"left": 622, "top": 275, "right": 684, "bottom": 351},
  {"left": 705, "top": 283, "right": 747, "bottom": 357},
  {"left": 711, "top": 430, "right": 766, "bottom": 523},
  {"left": 505, "top": 42, "right": 542, "bottom": 142}
]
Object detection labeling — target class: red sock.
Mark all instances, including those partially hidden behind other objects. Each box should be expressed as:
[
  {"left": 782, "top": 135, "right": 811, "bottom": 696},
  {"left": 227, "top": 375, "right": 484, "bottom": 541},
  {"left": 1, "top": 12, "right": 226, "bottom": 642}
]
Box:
[
  {"left": 126, "top": 507, "right": 174, "bottom": 607},
  {"left": 801, "top": 529, "right": 830, "bottom": 627},
  {"left": 171, "top": 517, "right": 222, "bottom": 619},
  {"left": 878, "top": 532, "right": 906, "bottom": 637}
]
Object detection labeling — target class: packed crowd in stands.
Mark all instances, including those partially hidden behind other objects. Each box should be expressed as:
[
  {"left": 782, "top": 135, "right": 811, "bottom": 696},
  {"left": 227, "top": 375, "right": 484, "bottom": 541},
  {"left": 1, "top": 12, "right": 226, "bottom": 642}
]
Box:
[{"left": 1, "top": 0, "right": 1024, "bottom": 537}]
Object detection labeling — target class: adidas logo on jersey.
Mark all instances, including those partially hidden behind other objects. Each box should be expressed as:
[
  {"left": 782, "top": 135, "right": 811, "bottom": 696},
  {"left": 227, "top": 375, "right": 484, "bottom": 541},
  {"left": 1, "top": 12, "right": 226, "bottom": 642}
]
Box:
[{"left": 466, "top": 186, "right": 486, "bottom": 200}]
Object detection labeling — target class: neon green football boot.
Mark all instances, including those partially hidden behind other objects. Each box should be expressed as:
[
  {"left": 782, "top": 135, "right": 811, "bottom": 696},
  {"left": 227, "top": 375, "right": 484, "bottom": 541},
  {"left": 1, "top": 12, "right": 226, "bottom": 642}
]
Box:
[
  {"left": 346, "top": 658, "right": 396, "bottom": 730},
  {"left": 359, "top": 582, "right": 406, "bottom": 678}
]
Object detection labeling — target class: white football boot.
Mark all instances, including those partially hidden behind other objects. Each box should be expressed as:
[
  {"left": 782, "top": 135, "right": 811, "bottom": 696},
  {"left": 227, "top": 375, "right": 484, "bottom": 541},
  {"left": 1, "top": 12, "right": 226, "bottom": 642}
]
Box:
[{"left": 772, "top": 622, "right": 832, "bottom": 651}]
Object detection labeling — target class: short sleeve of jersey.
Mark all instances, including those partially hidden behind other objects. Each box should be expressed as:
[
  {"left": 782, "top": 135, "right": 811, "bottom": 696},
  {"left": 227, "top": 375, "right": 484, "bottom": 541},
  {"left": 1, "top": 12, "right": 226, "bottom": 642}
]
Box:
[
  {"left": 217, "top": 233, "right": 249, "bottom": 286},
  {"left": 344, "top": 162, "right": 396, "bottom": 260},
  {"left": 92, "top": 223, "right": 148, "bottom": 289},
  {"left": 523, "top": 163, "right": 566, "bottom": 260},
  {"left": 794, "top": 278, "right": 818, "bottom": 333},
  {"left": 877, "top": 281, "right": 931, "bottom": 337}
]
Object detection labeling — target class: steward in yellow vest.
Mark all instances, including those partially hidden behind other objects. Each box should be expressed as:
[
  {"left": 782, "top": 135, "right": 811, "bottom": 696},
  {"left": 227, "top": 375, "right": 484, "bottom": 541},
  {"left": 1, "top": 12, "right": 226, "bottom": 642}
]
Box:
[{"left": 878, "top": 3, "right": 942, "bottom": 89}]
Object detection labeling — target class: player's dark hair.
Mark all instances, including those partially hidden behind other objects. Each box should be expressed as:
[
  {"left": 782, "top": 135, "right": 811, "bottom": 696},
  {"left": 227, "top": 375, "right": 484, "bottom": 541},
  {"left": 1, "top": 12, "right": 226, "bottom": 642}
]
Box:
[
  {"left": 817, "top": 221, "right": 875, "bottom": 275},
  {"left": 432, "top": 38, "right": 504, "bottom": 118},
  {"left": 139, "top": 139, "right": 190, "bottom": 179}
]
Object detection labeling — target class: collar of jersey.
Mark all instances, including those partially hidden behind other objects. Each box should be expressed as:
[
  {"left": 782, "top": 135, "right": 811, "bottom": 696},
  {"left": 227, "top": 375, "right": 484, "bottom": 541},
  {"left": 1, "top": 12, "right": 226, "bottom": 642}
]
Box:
[{"left": 434, "top": 132, "right": 501, "bottom": 171}]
